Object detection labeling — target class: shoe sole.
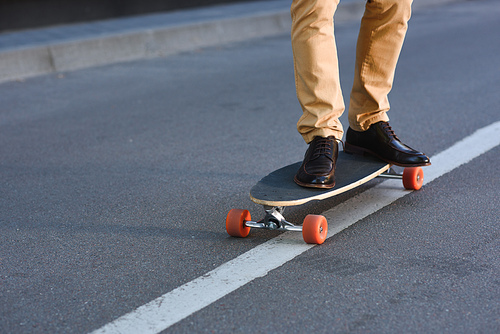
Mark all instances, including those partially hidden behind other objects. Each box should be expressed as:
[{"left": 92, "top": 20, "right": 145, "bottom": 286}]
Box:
[{"left": 294, "top": 175, "right": 336, "bottom": 189}]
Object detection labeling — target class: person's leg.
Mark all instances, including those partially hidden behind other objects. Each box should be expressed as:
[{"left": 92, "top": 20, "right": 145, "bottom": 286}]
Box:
[
  {"left": 291, "top": 0, "right": 344, "bottom": 143},
  {"left": 291, "top": 0, "right": 342, "bottom": 188},
  {"left": 346, "top": 0, "right": 430, "bottom": 167},
  {"left": 349, "top": 0, "right": 412, "bottom": 130}
]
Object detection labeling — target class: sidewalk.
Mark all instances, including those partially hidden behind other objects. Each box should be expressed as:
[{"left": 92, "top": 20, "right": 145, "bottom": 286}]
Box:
[{"left": 0, "top": 0, "right": 456, "bottom": 83}]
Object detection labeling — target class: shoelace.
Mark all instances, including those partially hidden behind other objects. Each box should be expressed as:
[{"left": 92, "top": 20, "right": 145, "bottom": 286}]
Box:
[
  {"left": 312, "top": 137, "right": 342, "bottom": 159},
  {"left": 380, "top": 122, "right": 400, "bottom": 141}
]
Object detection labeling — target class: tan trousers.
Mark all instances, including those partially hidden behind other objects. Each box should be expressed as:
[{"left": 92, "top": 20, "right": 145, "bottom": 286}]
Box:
[{"left": 291, "top": 0, "right": 413, "bottom": 143}]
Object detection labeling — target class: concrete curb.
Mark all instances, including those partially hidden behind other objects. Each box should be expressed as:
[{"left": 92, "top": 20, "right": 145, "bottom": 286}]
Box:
[
  {"left": 0, "top": 11, "right": 291, "bottom": 83},
  {"left": 0, "top": 0, "right": 458, "bottom": 83}
]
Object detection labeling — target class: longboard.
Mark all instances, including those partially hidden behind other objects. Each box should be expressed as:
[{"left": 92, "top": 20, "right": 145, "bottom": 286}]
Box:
[
  {"left": 226, "top": 151, "right": 424, "bottom": 245},
  {"left": 250, "top": 152, "right": 390, "bottom": 207}
]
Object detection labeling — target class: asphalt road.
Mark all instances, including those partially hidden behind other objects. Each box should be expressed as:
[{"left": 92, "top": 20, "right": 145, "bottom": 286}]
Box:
[{"left": 1, "top": 0, "right": 499, "bottom": 333}]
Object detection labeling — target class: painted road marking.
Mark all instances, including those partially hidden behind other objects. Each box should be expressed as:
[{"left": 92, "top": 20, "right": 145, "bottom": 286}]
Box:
[{"left": 91, "top": 121, "right": 500, "bottom": 334}]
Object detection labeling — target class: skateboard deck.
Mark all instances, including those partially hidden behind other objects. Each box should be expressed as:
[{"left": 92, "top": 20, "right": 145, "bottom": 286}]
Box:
[
  {"left": 226, "top": 151, "right": 424, "bottom": 245},
  {"left": 250, "top": 151, "right": 390, "bottom": 207}
]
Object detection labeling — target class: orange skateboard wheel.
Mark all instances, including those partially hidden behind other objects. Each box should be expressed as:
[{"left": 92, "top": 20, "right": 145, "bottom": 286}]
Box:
[
  {"left": 403, "top": 167, "right": 424, "bottom": 190},
  {"left": 226, "top": 209, "right": 251, "bottom": 238},
  {"left": 302, "top": 214, "right": 328, "bottom": 244}
]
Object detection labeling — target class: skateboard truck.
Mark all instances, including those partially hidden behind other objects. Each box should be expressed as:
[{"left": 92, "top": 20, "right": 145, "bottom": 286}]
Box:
[
  {"left": 380, "top": 166, "right": 424, "bottom": 190},
  {"left": 226, "top": 207, "right": 328, "bottom": 245},
  {"left": 380, "top": 167, "right": 401, "bottom": 179},
  {"left": 244, "top": 206, "right": 302, "bottom": 232}
]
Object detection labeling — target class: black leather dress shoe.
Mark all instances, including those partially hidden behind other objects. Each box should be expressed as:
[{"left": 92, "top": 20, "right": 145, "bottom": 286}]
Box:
[
  {"left": 294, "top": 136, "right": 338, "bottom": 189},
  {"left": 345, "top": 121, "right": 431, "bottom": 167}
]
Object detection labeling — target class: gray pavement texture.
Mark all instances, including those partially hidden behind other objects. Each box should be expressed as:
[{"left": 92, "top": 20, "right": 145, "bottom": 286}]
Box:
[
  {"left": 1, "top": 0, "right": 499, "bottom": 333},
  {"left": 1, "top": 0, "right": 458, "bottom": 83}
]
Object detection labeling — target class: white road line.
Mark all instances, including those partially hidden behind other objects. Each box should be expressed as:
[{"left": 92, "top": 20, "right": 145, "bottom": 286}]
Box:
[{"left": 91, "top": 121, "right": 500, "bottom": 334}]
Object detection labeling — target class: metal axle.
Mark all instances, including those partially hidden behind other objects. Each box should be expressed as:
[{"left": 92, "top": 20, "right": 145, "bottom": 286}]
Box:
[
  {"left": 244, "top": 206, "right": 302, "bottom": 232},
  {"left": 378, "top": 167, "right": 403, "bottom": 179}
]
